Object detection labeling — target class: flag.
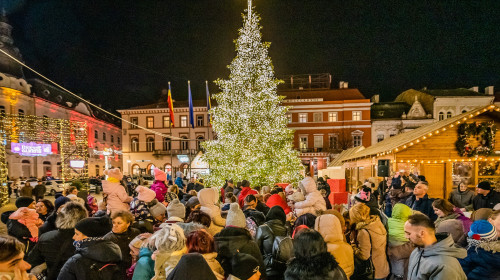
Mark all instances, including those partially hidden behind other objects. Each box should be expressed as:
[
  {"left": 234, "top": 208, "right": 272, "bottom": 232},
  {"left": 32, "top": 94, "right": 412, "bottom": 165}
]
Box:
[
  {"left": 188, "top": 81, "right": 194, "bottom": 129},
  {"left": 167, "top": 82, "right": 175, "bottom": 127},
  {"left": 206, "top": 81, "right": 212, "bottom": 126}
]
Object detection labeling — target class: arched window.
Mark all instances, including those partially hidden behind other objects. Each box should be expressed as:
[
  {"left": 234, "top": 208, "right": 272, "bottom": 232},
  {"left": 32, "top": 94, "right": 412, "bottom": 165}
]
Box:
[
  {"left": 147, "top": 163, "right": 156, "bottom": 175},
  {"left": 131, "top": 164, "right": 140, "bottom": 176},
  {"left": 163, "top": 138, "right": 171, "bottom": 151},
  {"left": 196, "top": 136, "right": 204, "bottom": 150},
  {"left": 438, "top": 112, "right": 444, "bottom": 121},
  {"left": 131, "top": 138, "right": 139, "bottom": 152},
  {"left": 164, "top": 164, "right": 171, "bottom": 176},
  {"left": 146, "top": 137, "right": 155, "bottom": 152},
  {"left": 181, "top": 136, "right": 189, "bottom": 151},
  {"left": 447, "top": 111, "right": 452, "bottom": 119}
]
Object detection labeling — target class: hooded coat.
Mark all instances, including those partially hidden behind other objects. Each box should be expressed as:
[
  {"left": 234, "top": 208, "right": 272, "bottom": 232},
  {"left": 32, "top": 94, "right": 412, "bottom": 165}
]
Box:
[
  {"left": 388, "top": 203, "right": 412, "bottom": 245},
  {"left": 294, "top": 177, "right": 326, "bottom": 216},
  {"left": 153, "top": 248, "right": 186, "bottom": 280},
  {"left": 407, "top": 233, "right": 467, "bottom": 280},
  {"left": 314, "top": 214, "right": 354, "bottom": 278},
  {"left": 284, "top": 252, "right": 347, "bottom": 280},
  {"left": 202, "top": 252, "right": 225, "bottom": 280},
  {"left": 150, "top": 181, "right": 168, "bottom": 203},
  {"left": 198, "top": 188, "right": 226, "bottom": 235},
  {"left": 102, "top": 180, "right": 132, "bottom": 213},
  {"left": 57, "top": 239, "right": 122, "bottom": 280},
  {"left": 132, "top": 247, "right": 155, "bottom": 280},
  {"left": 266, "top": 194, "right": 291, "bottom": 215},
  {"left": 448, "top": 188, "right": 474, "bottom": 209},
  {"left": 459, "top": 239, "right": 500, "bottom": 280}
]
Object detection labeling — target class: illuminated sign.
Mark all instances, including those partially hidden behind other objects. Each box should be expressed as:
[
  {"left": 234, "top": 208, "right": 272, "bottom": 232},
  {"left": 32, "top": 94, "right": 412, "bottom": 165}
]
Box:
[
  {"left": 70, "top": 160, "right": 85, "bottom": 168},
  {"left": 177, "top": 155, "right": 190, "bottom": 163},
  {"left": 11, "top": 142, "right": 52, "bottom": 157}
]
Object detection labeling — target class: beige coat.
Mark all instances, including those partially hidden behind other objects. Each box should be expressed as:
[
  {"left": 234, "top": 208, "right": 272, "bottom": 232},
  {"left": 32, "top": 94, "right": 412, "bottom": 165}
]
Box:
[
  {"left": 198, "top": 188, "right": 225, "bottom": 235},
  {"left": 314, "top": 214, "right": 354, "bottom": 278},
  {"left": 203, "top": 252, "right": 225, "bottom": 280},
  {"left": 353, "top": 216, "right": 390, "bottom": 279}
]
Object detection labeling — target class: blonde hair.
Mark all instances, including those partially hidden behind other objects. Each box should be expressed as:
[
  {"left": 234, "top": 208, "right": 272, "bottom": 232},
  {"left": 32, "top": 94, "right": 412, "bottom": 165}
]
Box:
[
  {"left": 349, "top": 203, "right": 371, "bottom": 225},
  {"left": 169, "top": 185, "right": 179, "bottom": 194}
]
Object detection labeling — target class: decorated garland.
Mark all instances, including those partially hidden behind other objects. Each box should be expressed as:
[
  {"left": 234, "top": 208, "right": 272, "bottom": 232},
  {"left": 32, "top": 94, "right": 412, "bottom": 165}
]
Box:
[{"left": 456, "top": 121, "right": 496, "bottom": 157}]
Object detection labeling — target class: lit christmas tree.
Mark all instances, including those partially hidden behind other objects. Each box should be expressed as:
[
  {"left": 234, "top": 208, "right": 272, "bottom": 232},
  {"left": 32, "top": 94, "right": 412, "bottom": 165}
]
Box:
[{"left": 202, "top": 1, "right": 302, "bottom": 188}]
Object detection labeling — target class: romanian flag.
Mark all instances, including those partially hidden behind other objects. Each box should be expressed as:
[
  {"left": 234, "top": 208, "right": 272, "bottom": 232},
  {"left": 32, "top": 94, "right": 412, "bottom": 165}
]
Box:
[
  {"left": 206, "top": 81, "right": 212, "bottom": 125},
  {"left": 167, "top": 82, "right": 175, "bottom": 127}
]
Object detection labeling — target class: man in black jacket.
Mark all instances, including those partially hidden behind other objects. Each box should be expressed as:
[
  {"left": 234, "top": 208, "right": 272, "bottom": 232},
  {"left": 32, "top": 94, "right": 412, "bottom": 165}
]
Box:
[
  {"left": 473, "top": 181, "right": 500, "bottom": 210},
  {"left": 404, "top": 181, "right": 437, "bottom": 221}
]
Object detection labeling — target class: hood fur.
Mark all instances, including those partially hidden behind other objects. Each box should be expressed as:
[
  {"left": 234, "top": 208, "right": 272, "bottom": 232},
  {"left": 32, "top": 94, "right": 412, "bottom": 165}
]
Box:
[{"left": 55, "top": 202, "right": 88, "bottom": 229}]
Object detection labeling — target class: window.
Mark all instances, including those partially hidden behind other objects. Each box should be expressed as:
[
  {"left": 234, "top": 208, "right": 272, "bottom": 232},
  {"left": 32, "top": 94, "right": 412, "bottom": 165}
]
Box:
[
  {"left": 352, "top": 111, "right": 362, "bottom": 121},
  {"left": 377, "top": 134, "right": 384, "bottom": 142},
  {"left": 146, "top": 137, "right": 155, "bottom": 152},
  {"left": 111, "top": 135, "right": 114, "bottom": 143},
  {"left": 180, "top": 116, "right": 188, "bottom": 127},
  {"left": 0, "top": 106, "right": 5, "bottom": 114},
  {"left": 314, "top": 135, "right": 323, "bottom": 149},
  {"left": 117, "top": 137, "right": 121, "bottom": 145},
  {"left": 447, "top": 111, "right": 452, "bottom": 119},
  {"left": 313, "top": 112, "right": 322, "bottom": 122},
  {"left": 94, "top": 130, "right": 98, "bottom": 139},
  {"left": 163, "top": 138, "right": 171, "bottom": 151},
  {"left": 197, "top": 136, "right": 204, "bottom": 150},
  {"left": 299, "top": 113, "right": 307, "bottom": 123},
  {"left": 299, "top": 136, "right": 308, "bottom": 150},
  {"left": 389, "top": 132, "right": 397, "bottom": 137},
  {"left": 130, "top": 117, "right": 138, "bottom": 128},
  {"left": 329, "top": 134, "right": 338, "bottom": 149},
  {"left": 328, "top": 112, "right": 337, "bottom": 122},
  {"left": 197, "top": 115, "right": 204, "bottom": 127},
  {"left": 352, "top": 130, "right": 364, "bottom": 147},
  {"left": 286, "top": 114, "right": 292, "bottom": 123},
  {"left": 146, "top": 116, "right": 154, "bottom": 128},
  {"left": 181, "top": 136, "right": 189, "bottom": 150},
  {"left": 131, "top": 138, "right": 139, "bottom": 152},
  {"left": 163, "top": 116, "right": 170, "bottom": 128},
  {"left": 18, "top": 109, "right": 24, "bottom": 117},
  {"left": 438, "top": 112, "right": 444, "bottom": 121},
  {"left": 102, "top": 132, "right": 106, "bottom": 141}
]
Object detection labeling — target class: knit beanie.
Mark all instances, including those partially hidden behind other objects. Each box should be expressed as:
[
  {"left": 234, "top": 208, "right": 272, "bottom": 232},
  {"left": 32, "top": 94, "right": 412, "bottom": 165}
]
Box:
[
  {"left": 149, "top": 202, "right": 167, "bottom": 218},
  {"left": 231, "top": 252, "right": 260, "bottom": 280},
  {"left": 15, "top": 197, "right": 34, "bottom": 208},
  {"left": 226, "top": 203, "right": 246, "bottom": 228},
  {"left": 136, "top": 186, "right": 156, "bottom": 203},
  {"left": 167, "top": 199, "right": 186, "bottom": 220},
  {"left": 154, "top": 223, "right": 186, "bottom": 252},
  {"left": 75, "top": 216, "right": 112, "bottom": 237},
  {"left": 54, "top": 196, "right": 71, "bottom": 211},
  {"left": 468, "top": 220, "right": 498, "bottom": 241},
  {"left": 354, "top": 188, "right": 371, "bottom": 203},
  {"left": 129, "top": 233, "right": 152, "bottom": 256},
  {"left": 154, "top": 168, "right": 167, "bottom": 182},
  {"left": 266, "top": 206, "right": 286, "bottom": 224},
  {"left": 477, "top": 181, "right": 492, "bottom": 191},
  {"left": 104, "top": 168, "right": 123, "bottom": 181},
  {"left": 165, "top": 192, "right": 179, "bottom": 203}
]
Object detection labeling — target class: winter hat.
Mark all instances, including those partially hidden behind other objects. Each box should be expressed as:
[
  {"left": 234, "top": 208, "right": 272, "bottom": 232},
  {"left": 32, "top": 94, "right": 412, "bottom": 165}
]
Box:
[
  {"left": 185, "top": 196, "right": 200, "bottom": 209},
  {"left": 292, "top": 224, "right": 309, "bottom": 239},
  {"left": 154, "top": 223, "right": 186, "bottom": 252},
  {"left": 468, "top": 220, "right": 498, "bottom": 241},
  {"left": 477, "top": 181, "right": 492, "bottom": 191},
  {"left": 54, "top": 196, "right": 71, "bottom": 211},
  {"left": 354, "top": 188, "right": 371, "bottom": 203},
  {"left": 226, "top": 203, "right": 246, "bottom": 228},
  {"left": 154, "top": 168, "right": 167, "bottom": 182},
  {"left": 167, "top": 199, "right": 186, "bottom": 220},
  {"left": 149, "top": 202, "right": 167, "bottom": 218},
  {"left": 136, "top": 186, "right": 156, "bottom": 203},
  {"left": 15, "top": 197, "right": 34, "bottom": 208},
  {"left": 75, "top": 216, "right": 112, "bottom": 237},
  {"left": 166, "top": 253, "right": 217, "bottom": 280},
  {"left": 165, "top": 192, "right": 179, "bottom": 203},
  {"left": 104, "top": 168, "right": 123, "bottom": 181},
  {"left": 129, "top": 233, "right": 152, "bottom": 256},
  {"left": 231, "top": 252, "right": 260, "bottom": 280},
  {"left": 266, "top": 206, "right": 286, "bottom": 224}
]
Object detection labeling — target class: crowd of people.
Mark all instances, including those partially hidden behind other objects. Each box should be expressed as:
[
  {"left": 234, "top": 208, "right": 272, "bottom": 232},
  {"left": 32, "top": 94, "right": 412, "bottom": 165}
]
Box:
[{"left": 1, "top": 167, "right": 500, "bottom": 280}]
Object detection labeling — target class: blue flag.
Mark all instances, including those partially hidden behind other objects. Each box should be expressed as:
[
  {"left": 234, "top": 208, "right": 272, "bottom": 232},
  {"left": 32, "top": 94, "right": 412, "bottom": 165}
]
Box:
[{"left": 188, "top": 81, "right": 195, "bottom": 128}]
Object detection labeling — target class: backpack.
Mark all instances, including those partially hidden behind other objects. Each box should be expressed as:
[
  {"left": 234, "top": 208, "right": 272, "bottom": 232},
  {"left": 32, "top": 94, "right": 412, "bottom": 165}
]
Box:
[
  {"left": 246, "top": 216, "right": 259, "bottom": 238},
  {"left": 87, "top": 260, "right": 122, "bottom": 280},
  {"left": 265, "top": 225, "right": 294, "bottom": 266}
]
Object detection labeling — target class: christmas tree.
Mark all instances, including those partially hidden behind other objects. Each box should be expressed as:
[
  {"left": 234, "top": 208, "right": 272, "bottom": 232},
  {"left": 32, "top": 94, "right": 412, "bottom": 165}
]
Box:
[{"left": 202, "top": 1, "right": 302, "bottom": 188}]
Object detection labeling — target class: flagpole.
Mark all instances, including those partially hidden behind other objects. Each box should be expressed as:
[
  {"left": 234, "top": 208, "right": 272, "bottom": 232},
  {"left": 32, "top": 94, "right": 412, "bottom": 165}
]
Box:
[
  {"left": 188, "top": 80, "right": 192, "bottom": 179},
  {"left": 169, "top": 81, "right": 173, "bottom": 182},
  {"left": 206, "top": 80, "right": 210, "bottom": 142}
]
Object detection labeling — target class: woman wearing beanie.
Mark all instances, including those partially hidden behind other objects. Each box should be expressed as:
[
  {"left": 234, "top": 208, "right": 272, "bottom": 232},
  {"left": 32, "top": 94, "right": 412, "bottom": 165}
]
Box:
[
  {"left": 349, "top": 203, "right": 389, "bottom": 280},
  {"left": 198, "top": 188, "right": 226, "bottom": 235},
  {"left": 459, "top": 220, "right": 500, "bottom": 279},
  {"left": 151, "top": 224, "right": 187, "bottom": 280},
  {"left": 57, "top": 216, "right": 121, "bottom": 280},
  {"left": 186, "top": 229, "right": 224, "bottom": 280},
  {"left": 150, "top": 168, "right": 168, "bottom": 203},
  {"left": 214, "top": 203, "right": 265, "bottom": 278},
  {"left": 255, "top": 206, "right": 289, "bottom": 279},
  {"left": 284, "top": 229, "right": 347, "bottom": 280},
  {"left": 386, "top": 203, "right": 415, "bottom": 280},
  {"left": 102, "top": 168, "right": 133, "bottom": 214},
  {"left": 314, "top": 214, "right": 354, "bottom": 279}
]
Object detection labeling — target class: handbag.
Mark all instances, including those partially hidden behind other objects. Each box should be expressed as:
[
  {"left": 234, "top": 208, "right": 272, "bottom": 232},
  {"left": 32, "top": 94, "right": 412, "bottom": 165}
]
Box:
[{"left": 351, "top": 229, "right": 375, "bottom": 280}]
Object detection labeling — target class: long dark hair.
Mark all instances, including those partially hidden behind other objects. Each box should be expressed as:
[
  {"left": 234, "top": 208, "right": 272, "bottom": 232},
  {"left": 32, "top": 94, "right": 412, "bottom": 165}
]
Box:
[{"left": 292, "top": 228, "right": 327, "bottom": 258}]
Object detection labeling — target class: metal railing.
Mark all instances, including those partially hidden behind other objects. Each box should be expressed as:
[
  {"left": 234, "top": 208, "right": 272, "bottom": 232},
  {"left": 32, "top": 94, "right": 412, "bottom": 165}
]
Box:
[{"left": 277, "top": 73, "right": 332, "bottom": 91}]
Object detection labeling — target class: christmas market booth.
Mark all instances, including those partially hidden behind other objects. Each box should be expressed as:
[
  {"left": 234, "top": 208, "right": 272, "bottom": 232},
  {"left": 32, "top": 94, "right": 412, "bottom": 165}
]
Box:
[{"left": 342, "top": 104, "right": 500, "bottom": 199}]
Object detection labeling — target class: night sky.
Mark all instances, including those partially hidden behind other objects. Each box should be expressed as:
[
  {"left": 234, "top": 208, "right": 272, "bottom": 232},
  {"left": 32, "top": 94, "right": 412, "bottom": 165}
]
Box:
[{"left": 4, "top": 0, "right": 500, "bottom": 112}]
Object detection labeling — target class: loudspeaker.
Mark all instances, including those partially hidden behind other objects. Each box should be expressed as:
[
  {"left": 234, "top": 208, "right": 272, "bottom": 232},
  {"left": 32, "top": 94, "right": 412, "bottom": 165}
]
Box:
[{"left": 378, "top": 159, "right": 390, "bottom": 177}]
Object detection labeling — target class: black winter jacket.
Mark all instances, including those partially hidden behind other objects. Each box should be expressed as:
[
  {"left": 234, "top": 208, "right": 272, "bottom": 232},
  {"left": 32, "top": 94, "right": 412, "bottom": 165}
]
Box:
[
  {"left": 404, "top": 194, "right": 437, "bottom": 221},
  {"left": 39, "top": 212, "right": 58, "bottom": 236},
  {"left": 284, "top": 252, "right": 347, "bottom": 280},
  {"left": 255, "top": 219, "right": 288, "bottom": 277},
  {"left": 244, "top": 208, "right": 266, "bottom": 226},
  {"left": 472, "top": 190, "right": 500, "bottom": 210},
  {"left": 103, "top": 227, "right": 140, "bottom": 270}
]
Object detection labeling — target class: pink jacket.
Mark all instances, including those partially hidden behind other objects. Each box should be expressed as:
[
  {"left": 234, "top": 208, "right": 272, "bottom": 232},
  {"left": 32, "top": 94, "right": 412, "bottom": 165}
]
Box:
[
  {"left": 150, "top": 180, "right": 168, "bottom": 203},
  {"left": 9, "top": 207, "right": 42, "bottom": 241},
  {"left": 102, "top": 180, "right": 132, "bottom": 213}
]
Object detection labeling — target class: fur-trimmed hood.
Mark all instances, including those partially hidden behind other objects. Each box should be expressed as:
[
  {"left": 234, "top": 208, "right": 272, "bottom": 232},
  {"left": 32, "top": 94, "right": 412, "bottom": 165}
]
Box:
[{"left": 477, "top": 239, "right": 500, "bottom": 253}]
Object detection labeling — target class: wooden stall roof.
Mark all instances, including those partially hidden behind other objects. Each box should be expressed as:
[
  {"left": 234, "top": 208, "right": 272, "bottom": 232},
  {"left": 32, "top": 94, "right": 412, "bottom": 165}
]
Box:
[
  {"left": 344, "top": 104, "right": 498, "bottom": 161},
  {"left": 328, "top": 146, "right": 365, "bottom": 167}
]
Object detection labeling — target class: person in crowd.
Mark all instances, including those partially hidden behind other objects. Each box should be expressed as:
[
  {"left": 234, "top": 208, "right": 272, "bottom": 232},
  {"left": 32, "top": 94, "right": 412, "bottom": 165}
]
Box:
[
  {"left": 448, "top": 182, "right": 475, "bottom": 210},
  {"left": 180, "top": 189, "right": 197, "bottom": 205},
  {"left": 255, "top": 206, "right": 289, "bottom": 279},
  {"left": 433, "top": 198, "right": 471, "bottom": 233},
  {"left": 19, "top": 182, "right": 33, "bottom": 198},
  {"left": 86, "top": 195, "right": 98, "bottom": 216},
  {"left": 186, "top": 229, "right": 224, "bottom": 279},
  {"left": 168, "top": 184, "right": 184, "bottom": 202},
  {"left": 404, "top": 213, "right": 467, "bottom": 280},
  {"left": 471, "top": 207, "right": 493, "bottom": 221},
  {"left": 130, "top": 186, "right": 157, "bottom": 232},
  {"left": 104, "top": 210, "right": 141, "bottom": 276},
  {"left": 27, "top": 202, "right": 88, "bottom": 280},
  {"left": 243, "top": 195, "right": 266, "bottom": 226},
  {"left": 186, "top": 178, "right": 197, "bottom": 193},
  {"left": 32, "top": 181, "right": 46, "bottom": 202},
  {"left": 404, "top": 181, "right": 437, "bottom": 221},
  {"left": 35, "top": 199, "right": 54, "bottom": 222},
  {"left": 387, "top": 203, "right": 415, "bottom": 280},
  {"left": 233, "top": 181, "right": 242, "bottom": 198},
  {"left": 294, "top": 213, "right": 316, "bottom": 230},
  {"left": 314, "top": 214, "right": 354, "bottom": 279},
  {"left": 284, "top": 228, "right": 347, "bottom": 280},
  {"left": 227, "top": 252, "right": 261, "bottom": 280},
  {"left": 459, "top": 220, "right": 500, "bottom": 279},
  {"left": 349, "top": 203, "right": 389, "bottom": 280},
  {"left": 39, "top": 196, "right": 71, "bottom": 235},
  {"left": 150, "top": 168, "right": 168, "bottom": 203},
  {"left": 265, "top": 192, "right": 291, "bottom": 215},
  {"left": 57, "top": 216, "right": 119, "bottom": 280},
  {"left": 316, "top": 177, "right": 331, "bottom": 199},
  {"left": 164, "top": 192, "right": 178, "bottom": 206},
  {"left": 238, "top": 180, "right": 258, "bottom": 209},
  {"left": 473, "top": 181, "right": 500, "bottom": 210},
  {"left": 323, "top": 209, "right": 347, "bottom": 235},
  {"left": 149, "top": 201, "right": 167, "bottom": 229},
  {"left": 293, "top": 176, "right": 326, "bottom": 216},
  {"left": 174, "top": 171, "right": 184, "bottom": 189},
  {"left": 186, "top": 209, "right": 212, "bottom": 229},
  {"left": 165, "top": 199, "right": 185, "bottom": 224},
  {"left": 166, "top": 253, "right": 217, "bottom": 280},
  {"left": 7, "top": 206, "right": 42, "bottom": 254},
  {"left": 214, "top": 203, "right": 265, "bottom": 278},
  {"left": 222, "top": 192, "right": 237, "bottom": 212},
  {"left": 198, "top": 188, "right": 226, "bottom": 235},
  {"left": 184, "top": 196, "right": 201, "bottom": 220},
  {"left": 66, "top": 186, "right": 79, "bottom": 197},
  {"left": 387, "top": 174, "right": 414, "bottom": 216},
  {"left": 127, "top": 233, "right": 152, "bottom": 280},
  {"left": 488, "top": 210, "right": 500, "bottom": 236},
  {"left": 319, "top": 189, "right": 332, "bottom": 210},
  {"left": 151, "top": 224, "right": 187, "bottom": 279},
  {"left": 131, "top": 234, "right": 155, "bottom": 280},
  {"left": 102, "top": 168, "right": 133, "bottom": 214},
  {"left": 0, "top": 235, "right": 34, "bottom": 280},
  {"left": 435, "top": 219, "right": 467, "bottom": 247}
]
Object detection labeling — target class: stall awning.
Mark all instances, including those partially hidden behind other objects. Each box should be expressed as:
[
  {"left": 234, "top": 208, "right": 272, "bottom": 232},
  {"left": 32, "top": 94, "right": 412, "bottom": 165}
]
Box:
[{"left": 328, "top": 146, "right": 365, "bottom": 167}]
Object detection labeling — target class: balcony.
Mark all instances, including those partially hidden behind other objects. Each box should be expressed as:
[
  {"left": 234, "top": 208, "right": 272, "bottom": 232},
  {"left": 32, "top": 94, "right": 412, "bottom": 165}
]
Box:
[{"left": 153, "top": 149, "right": 201, "bottom": 157}]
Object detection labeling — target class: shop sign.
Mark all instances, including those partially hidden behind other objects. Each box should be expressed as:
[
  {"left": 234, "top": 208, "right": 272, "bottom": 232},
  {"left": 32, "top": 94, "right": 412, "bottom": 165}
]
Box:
[
  {"left": 11, "top": 142, "right": 52, "bottom": 157},
  {"left": 70, "top": 160, "right": 85, "bottom": 168}
]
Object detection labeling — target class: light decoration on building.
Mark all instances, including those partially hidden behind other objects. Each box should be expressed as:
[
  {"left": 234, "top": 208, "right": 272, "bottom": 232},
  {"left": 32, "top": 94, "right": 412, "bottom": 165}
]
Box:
[{"left": 201, "top": 2, "right": 302, "bottom": 188}]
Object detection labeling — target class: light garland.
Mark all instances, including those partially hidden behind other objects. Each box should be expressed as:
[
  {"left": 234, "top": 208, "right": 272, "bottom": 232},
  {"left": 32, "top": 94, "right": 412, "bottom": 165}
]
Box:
[{"left": 201, "top": 3, "right": 302, "bottom": 188}]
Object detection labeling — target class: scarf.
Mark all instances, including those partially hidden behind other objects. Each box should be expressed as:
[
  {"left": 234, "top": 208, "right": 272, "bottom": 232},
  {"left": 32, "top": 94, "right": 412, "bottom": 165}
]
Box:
[{"left": 73, "top": 237, "right": 104, "bottom": 249}]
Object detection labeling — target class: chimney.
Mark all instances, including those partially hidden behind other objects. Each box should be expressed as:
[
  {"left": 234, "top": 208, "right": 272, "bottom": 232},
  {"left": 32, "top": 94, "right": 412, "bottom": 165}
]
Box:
[
  {"left": 485, "top": 86, "right": 494, "bottom": 96},
  {"left": 371, "top": 95, "right": 380, "bottom": 103},
  {"left": 469, "top": 86, "right": 479, "bottom": 92}
]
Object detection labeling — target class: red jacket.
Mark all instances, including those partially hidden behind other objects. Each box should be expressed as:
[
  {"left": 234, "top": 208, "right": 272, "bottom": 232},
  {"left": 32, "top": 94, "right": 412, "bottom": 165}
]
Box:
[
  {"left": 266, "top": 194, "right": 291, "bottom": 214},
  {"left": 238, "top": 187, "right": 258, "bottom": 208}
]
